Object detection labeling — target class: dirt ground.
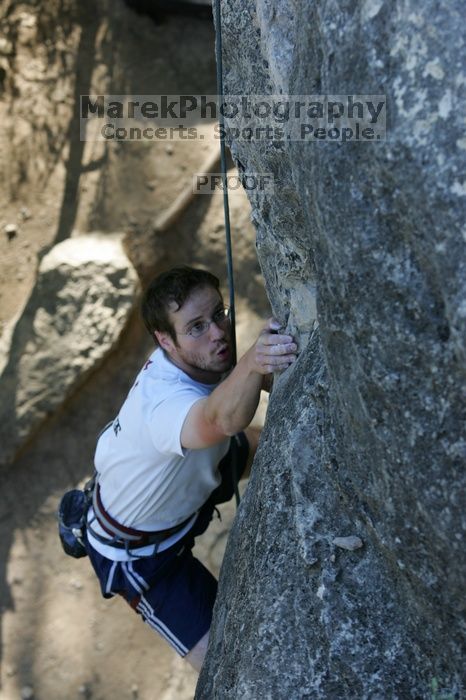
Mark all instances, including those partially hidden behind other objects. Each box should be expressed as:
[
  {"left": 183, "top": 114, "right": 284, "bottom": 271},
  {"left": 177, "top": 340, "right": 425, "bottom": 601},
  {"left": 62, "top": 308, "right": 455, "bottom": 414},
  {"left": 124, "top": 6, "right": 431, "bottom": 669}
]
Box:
[{"left": 0, "top": 2, "right": 269, "bottom": 698}]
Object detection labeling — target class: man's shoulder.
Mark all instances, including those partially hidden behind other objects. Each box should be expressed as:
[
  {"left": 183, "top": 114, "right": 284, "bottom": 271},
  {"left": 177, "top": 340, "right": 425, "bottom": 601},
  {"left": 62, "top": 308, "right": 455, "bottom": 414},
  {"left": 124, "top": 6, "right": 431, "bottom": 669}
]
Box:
[
  {"left": 142, "top": 348, "right": 188, "bottom": 384},
  {"left": 137, "top": 349, "right": 209, "bottom": 400}
]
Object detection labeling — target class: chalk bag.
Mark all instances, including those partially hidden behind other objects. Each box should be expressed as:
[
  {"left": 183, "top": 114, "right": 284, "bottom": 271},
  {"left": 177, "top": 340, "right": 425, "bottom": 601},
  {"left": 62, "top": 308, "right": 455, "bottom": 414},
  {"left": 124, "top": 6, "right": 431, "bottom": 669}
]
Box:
[{"left": 57, "top": 489, "right": 88, "bottom": 559}]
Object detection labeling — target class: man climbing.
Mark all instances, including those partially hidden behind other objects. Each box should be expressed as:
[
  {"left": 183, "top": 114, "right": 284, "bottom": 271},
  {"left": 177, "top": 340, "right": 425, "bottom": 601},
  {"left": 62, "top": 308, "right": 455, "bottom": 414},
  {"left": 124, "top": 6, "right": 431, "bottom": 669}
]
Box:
[{"left": 84, "top": 265, "right": 297, "bottom": 670}]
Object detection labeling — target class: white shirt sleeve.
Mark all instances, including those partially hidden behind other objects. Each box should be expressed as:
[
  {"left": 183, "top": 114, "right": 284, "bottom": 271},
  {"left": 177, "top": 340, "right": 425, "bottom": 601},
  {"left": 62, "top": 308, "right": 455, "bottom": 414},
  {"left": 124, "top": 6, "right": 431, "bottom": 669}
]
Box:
[{"left": 148, "top": 386, "right": 204, "bottom": 456}]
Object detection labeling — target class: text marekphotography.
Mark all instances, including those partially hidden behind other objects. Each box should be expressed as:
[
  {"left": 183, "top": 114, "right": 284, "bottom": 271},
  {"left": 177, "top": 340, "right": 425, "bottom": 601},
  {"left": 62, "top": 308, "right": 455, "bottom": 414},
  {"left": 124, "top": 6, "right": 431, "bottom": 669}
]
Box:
[{"left": 80, "top": 94, "right": 387, "bottom": 142}]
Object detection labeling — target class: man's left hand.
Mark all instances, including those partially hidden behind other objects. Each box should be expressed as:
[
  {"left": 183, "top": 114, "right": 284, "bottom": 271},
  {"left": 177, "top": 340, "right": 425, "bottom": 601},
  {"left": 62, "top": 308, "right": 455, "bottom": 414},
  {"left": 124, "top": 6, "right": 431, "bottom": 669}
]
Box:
[{"left": 249, "top": 318, "right": 298, "bottom": 375}]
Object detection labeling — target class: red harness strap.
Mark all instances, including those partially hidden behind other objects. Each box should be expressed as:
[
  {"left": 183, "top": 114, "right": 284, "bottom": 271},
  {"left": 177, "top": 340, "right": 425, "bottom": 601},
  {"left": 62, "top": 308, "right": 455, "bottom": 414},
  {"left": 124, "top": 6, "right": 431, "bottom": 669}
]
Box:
[{"left": 92, "top": 482, "right": 194, "bottom": 547}]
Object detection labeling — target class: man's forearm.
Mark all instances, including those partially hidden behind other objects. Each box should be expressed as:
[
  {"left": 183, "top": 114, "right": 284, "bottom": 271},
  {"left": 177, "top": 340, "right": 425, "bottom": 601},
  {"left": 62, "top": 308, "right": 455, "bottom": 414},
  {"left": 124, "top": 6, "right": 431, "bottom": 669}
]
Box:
[{"left": 204, "top": 348, "right": 263, "bottom": 436}]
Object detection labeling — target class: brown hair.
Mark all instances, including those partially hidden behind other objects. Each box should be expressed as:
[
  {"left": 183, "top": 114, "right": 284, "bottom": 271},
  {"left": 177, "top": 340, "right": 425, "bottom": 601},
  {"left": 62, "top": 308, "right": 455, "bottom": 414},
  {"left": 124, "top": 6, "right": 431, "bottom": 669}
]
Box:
[{"left": 141, "top": 266, "right": 221, "bottom": 345}]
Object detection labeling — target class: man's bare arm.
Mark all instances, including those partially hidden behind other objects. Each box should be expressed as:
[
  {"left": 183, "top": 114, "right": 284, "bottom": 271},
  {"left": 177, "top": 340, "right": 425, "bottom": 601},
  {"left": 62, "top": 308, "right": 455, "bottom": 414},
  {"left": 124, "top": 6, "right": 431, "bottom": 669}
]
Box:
[{"left": 180, "top": 319, "right": 297, "bottom": 449}]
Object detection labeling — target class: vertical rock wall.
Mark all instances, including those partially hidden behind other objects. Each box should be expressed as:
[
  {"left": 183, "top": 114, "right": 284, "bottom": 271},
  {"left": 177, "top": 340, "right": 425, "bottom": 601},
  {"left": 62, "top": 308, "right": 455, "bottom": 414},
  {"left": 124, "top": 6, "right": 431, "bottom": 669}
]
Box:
[{"left": 197, "top": 1, "right": 466, "bottom": 698}]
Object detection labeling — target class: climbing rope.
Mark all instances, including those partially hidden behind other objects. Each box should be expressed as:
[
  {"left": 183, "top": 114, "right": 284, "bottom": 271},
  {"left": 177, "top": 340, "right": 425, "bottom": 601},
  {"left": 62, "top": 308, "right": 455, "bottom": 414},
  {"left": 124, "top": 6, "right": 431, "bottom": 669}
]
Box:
[{"left": 213, "top": 0, "right": 241, "bottom": 507}]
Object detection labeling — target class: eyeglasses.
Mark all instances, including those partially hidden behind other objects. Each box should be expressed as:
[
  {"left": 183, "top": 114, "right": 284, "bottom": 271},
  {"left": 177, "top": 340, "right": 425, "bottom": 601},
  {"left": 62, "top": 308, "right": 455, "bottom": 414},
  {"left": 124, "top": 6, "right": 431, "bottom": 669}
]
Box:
[{"left": 178, "top": 306, "right": 231, "bottom": 339}]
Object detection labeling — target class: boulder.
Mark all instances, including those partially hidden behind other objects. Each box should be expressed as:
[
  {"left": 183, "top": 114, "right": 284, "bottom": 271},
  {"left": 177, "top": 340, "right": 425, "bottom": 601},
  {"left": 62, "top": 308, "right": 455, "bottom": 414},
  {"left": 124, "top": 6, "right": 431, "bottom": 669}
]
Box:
[
  {"left": 0, "top": 233, "right": 139, "bottom": 467},
  {"left": 196, "top": 1, "right": 466, "bottom": 698}
]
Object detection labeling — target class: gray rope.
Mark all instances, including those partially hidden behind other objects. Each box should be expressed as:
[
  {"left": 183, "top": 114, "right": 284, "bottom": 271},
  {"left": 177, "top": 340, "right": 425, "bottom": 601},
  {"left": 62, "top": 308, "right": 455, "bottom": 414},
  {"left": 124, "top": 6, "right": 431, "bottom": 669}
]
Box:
[{"left": 214, "top": 0, "right": 240, "bottom": 506}]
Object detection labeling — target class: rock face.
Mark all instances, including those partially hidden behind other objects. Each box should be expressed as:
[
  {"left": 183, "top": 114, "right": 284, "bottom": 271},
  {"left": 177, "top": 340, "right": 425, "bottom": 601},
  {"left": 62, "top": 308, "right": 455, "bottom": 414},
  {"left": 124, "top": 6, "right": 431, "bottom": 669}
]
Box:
[
  {"left": 0, "top": 234, "right": 139, "bottom": 466},
  {"left": 197, "top": 1, "right": 466, "bottom": 698}
]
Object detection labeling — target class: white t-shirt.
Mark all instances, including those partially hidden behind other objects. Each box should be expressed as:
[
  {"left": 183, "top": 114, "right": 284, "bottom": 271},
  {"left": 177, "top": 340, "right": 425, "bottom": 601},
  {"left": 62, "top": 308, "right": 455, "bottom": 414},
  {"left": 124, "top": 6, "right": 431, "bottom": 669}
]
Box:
[{"left": 87, "top": 347, "right": 229, "bottom": 560}]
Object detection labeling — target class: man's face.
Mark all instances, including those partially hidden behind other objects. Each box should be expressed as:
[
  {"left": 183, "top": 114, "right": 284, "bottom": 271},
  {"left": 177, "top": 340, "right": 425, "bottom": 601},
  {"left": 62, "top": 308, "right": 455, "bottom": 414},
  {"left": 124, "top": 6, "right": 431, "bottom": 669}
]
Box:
[{"left": 156, "top": 285, "right": 233, "bottom": 383}]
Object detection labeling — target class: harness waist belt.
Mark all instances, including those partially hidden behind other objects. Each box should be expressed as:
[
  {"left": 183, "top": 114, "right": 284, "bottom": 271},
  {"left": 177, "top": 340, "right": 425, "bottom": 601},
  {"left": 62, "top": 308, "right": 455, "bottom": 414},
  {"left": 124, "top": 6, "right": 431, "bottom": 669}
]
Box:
[{"left": 92, "top": 482, "right": 195, "bottom": 548}]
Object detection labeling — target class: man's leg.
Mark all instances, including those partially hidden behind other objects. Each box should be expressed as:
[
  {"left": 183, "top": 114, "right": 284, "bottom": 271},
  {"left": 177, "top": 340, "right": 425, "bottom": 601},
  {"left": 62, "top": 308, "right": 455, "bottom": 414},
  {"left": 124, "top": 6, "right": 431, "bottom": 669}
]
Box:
[
  {"left": 85, "top": 535, "right": 217, "bottom": 666},
  {"left": 184, "top": 630, "right": 210, "bottom": 672}
]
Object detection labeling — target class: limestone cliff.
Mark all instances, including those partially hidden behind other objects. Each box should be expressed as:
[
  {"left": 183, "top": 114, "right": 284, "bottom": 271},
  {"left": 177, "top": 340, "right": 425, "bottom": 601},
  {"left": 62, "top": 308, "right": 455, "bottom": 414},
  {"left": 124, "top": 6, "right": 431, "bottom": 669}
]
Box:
[{"left": 196, "top": 1, "right": 466, "bottom": 698}]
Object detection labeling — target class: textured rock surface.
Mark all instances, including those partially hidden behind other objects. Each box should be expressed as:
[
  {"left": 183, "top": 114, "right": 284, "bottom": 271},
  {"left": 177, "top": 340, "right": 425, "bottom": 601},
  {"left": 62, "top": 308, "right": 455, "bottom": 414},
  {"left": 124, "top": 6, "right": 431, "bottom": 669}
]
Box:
[
  {"left": 0, "top": 233, "right": 138, "bottom": 466},
  {"left": 197, "top": 1, "right": 466, "bottom": 698}
]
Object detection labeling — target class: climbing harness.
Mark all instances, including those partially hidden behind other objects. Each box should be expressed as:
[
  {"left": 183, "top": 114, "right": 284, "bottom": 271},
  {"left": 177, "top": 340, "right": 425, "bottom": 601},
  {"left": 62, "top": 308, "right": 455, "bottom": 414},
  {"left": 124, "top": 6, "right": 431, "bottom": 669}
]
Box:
[
  {"left": 58, "top": 473, "right": 197, "bottom": 559},
  {"left": 214, "top": 0, "right": 241, "bottom": 507},
  {"left": 90, "top": 479, "right": 195, "bottom": 549}
]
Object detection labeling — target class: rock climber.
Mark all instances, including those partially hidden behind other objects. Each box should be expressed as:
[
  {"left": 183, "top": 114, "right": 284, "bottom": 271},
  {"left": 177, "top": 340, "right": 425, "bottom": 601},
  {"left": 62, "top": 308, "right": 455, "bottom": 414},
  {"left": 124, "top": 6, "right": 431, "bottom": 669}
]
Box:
[{"left": 84, "top": 265, "right": 298, "bottom": 670}]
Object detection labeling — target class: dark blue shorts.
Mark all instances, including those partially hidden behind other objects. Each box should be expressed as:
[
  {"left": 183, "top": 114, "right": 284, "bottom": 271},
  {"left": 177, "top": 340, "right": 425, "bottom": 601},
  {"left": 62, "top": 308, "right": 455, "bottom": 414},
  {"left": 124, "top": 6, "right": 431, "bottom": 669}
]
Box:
[{"left": 85, "top": 433, "right": 249, "bottom": 656}]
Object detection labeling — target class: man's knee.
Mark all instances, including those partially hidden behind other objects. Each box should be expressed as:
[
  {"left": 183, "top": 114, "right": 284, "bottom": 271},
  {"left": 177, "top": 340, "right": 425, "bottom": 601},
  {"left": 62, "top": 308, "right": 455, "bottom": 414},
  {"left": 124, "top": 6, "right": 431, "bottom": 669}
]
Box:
[{"left": 184, "top": 630, "right": 210, "bottom": 672}]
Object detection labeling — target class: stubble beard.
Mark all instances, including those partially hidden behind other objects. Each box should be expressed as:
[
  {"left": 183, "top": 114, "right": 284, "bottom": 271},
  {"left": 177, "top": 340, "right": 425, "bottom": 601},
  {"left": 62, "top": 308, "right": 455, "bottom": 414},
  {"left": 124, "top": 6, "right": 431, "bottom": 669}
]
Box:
[
  {"left": 172, "top": 329, "right": 232, "bottom": 379},
  {"left": 178, "top": 345, "right": 232, "bottom": 376}
]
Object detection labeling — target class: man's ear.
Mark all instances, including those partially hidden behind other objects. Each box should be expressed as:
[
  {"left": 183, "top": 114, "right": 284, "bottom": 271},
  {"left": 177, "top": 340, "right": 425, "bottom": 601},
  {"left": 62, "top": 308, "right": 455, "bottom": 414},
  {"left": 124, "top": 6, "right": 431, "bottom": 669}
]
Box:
[{"left": 154, "top": 330, "right": 176, "bottom": 353}]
